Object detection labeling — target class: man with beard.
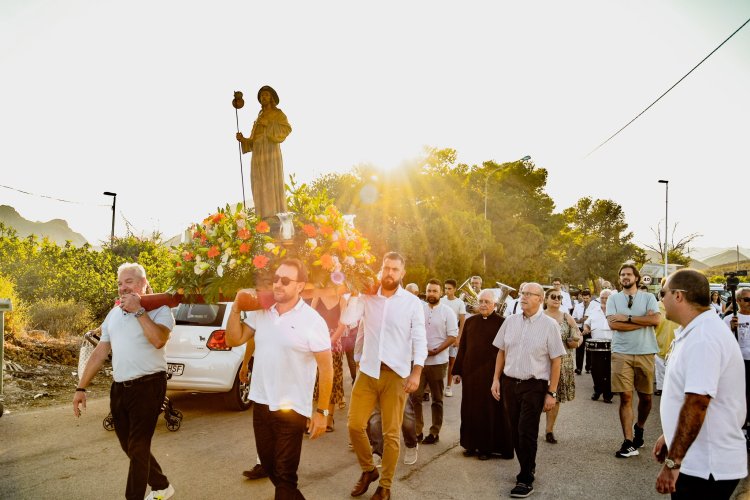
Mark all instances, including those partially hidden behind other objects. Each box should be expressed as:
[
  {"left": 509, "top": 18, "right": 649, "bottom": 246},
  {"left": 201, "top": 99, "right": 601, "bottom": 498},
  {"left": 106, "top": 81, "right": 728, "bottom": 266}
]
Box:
[
  {"left": 606, "top": 263, "right": 660, "bottom": 459},
  {"left": 412, "top": 279, "right": 457, "bottom": 445},
  {"left": 344, "top": 252, "right": 427, "bottom": 500},
  {"left": 226, "top": 259, "right": 333, "bottom": 500},
  {"left": 453, "top": 289, "right": 513, "bottom": 461},
  {"left": 491, "top": 282, "right": 565, "bottom": 498},
  {"left": 73, "top": 263, "right": 176, "bottom": 500}
]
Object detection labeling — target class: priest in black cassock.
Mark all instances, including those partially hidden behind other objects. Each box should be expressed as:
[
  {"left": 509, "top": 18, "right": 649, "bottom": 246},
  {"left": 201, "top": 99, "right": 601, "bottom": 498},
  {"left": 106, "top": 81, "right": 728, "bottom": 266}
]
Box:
[{"left": 452, "top": 289, "right": 514, "bottom": 460}]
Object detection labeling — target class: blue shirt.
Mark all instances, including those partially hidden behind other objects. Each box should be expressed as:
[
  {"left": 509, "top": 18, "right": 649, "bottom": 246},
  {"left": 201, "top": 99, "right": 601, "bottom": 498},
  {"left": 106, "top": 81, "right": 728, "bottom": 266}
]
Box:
[{"left": 606, "top": 291, "right": 659, "bottom": 354}]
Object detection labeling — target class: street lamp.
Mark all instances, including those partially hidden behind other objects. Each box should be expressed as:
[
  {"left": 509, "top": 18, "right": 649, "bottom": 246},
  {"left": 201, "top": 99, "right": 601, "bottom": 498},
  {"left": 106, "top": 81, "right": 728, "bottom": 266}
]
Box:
[
  {"left": 658, "top": 180, "right": 668, "bottom": 280},
  {"left": 483, "top": 155, "right": 531, "bottom": 273},
  {"left": 103, "top": 191, "right": 117, "bottom": 245}
]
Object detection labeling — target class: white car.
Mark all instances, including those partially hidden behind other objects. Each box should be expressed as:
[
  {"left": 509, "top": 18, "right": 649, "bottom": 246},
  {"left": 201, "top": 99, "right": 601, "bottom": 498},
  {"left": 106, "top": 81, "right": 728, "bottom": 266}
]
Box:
[{"left": 165, "top": 302, "right": 252, "bottom": 411}]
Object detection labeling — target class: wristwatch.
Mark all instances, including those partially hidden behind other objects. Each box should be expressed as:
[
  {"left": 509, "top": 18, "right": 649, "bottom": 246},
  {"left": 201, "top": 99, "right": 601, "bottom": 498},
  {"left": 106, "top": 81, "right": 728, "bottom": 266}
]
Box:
[
  {"left": 547, "top": 391, "right": 557, "bottom": 398},
  {"left": 664, "top": 457, "right": 681, "bottom": 470},
  {"left": 316, "top": 408, "right": 330, "bottom": 417},
  {"left": 134, "top": 307, "right": 146, "bottom": 318}
]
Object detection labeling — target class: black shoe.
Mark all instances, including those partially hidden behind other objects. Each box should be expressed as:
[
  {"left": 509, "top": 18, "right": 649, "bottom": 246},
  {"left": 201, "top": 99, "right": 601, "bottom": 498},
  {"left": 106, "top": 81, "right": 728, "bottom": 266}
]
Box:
[
  {"left": 242, "top": 464, "right": 269, "bottom": 480},
  {"left": 615, "top": 439, "right": 639, "bottom": 458},
  {"left": 477, "top": 452, "right": 491, "bottom": 461},
  {"left": 545, "top": 432, "right": 557, "bottom": 444},
  {"left": 603, "top": 398, "right": 613, "bottom": 404},
  {"left": 422, "top": 434, "right": 439, "bottom": 445},
  {"left": 416, "top": 433, "right": 424, "bottom": 443},
  {"left": 585, "top": 369, "right": 591, "bottom": 374},
  {"left": 654, "top": 390, "right": 662, "bottom": 396},
  {"left": 423, "top": 392, "right": 430, "bottom": 402},
  {"left": 591, "top": 392, "right": 601, "bottom": 401},
  {"left": 633, "top": 424, "right": 645, "bottom": 448},
  {"left": 463, "top": 449, "right": 477, "bottom": 457},
  {"left": 574, "top": 369, "right": 582, "bottom": 375},
  {"left": 510, "top": 482, "right": 534, "bottom": 498}
]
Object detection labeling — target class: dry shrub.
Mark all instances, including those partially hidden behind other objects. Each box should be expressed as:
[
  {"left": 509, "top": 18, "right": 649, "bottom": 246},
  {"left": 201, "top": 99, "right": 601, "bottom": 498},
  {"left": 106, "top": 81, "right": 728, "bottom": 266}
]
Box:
[{"left": 27, "top": 298, "right": 96, "bottom": 338}]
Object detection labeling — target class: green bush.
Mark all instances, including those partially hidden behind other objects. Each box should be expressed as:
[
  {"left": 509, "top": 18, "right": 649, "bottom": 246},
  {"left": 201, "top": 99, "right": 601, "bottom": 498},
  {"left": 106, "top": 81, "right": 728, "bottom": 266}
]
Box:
[
  {"left": 27, "top": 297, "right": 96, "bottom": 338},
  {"left": 0, "top": 273, "right": 27, "bottom": 336}
]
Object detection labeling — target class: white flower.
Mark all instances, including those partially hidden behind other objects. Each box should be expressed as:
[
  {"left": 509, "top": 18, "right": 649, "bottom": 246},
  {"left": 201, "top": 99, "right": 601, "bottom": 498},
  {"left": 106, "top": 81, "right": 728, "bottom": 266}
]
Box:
[
  {"left": 236, "top": 218, "right": 246, "bottom": 229},
  {"left": 217, "top": 264, "right": 224, "bottom": 277},
  {"left": 228, "top": 258, "right": 237, "bottom": 269},
  {"left": 305, "top": 238, "right": 317, "bottom": 249},
  {"left": 344, "top": 256, "right": 355, "bottom": 266},
  {"left": 264, "top": 242, "right": 276, "bottom": 252},
  {"left": 194, "top": 263, "right": 206, "bottom": 276}
]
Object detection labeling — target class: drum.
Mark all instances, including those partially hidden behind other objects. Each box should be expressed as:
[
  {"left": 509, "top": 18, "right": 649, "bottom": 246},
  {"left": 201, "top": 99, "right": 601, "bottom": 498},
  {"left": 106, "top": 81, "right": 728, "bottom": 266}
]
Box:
[{"left": 585, "top": 339, "right": 611, "bottom": 352}]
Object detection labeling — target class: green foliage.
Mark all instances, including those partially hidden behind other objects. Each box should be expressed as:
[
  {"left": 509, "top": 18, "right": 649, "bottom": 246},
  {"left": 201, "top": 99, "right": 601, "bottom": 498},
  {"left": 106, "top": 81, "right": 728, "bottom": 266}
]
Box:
[
  {"left": 26, "top": 297, "right": 95, "bottom": 338},
  {"left": 0, "top": 273, "right": 28, "bottom": 335}
]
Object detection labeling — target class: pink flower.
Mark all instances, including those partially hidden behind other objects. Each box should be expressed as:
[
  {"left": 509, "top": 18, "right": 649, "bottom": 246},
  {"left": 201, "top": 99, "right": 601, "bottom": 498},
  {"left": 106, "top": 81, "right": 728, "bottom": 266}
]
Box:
[{"left": 331, "top": 271, "right": 345, "bottom": 285}]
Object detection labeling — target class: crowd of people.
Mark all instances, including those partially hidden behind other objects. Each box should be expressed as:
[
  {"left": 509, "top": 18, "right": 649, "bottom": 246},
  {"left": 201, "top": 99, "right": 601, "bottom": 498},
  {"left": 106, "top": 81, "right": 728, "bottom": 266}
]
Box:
[{"left": 73, "top": 257, "right": 749, "bottom": 500}]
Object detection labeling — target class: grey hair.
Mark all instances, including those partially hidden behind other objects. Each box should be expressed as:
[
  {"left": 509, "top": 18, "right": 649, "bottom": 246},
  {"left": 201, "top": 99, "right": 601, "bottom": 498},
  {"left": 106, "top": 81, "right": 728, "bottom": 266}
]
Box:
[
  {"left": 478, "top": 289, "right": 498, "bottom": 302},
  {"left": 117, "top": 262, "right": 147, "bottom": 280}
]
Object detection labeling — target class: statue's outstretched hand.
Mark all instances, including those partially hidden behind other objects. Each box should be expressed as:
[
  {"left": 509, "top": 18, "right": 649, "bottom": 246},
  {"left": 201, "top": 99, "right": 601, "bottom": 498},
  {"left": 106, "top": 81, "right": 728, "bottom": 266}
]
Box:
[{"left": 236, "top": 132, "right": 244, "bottom": 141}]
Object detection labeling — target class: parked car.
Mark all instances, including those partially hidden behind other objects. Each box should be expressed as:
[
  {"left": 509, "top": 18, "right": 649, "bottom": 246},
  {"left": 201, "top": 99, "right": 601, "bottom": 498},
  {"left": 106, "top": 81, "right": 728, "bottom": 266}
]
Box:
[{"left": 165, "top": 302, "right": 252, "bottom": 411}]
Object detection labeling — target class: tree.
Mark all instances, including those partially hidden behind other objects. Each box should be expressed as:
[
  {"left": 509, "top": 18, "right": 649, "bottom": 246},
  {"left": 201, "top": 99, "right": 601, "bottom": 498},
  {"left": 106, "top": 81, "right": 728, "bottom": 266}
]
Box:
[{"left": 643, "top": 222, "right": 700, "bottom": 267}]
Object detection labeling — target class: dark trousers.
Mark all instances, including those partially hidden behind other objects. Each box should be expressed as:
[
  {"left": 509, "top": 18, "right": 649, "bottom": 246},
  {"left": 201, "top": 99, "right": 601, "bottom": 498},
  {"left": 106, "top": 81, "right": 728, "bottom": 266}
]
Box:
[
  {"left": 253, "top": 403, "right": 307, "bottom": 500},
  {"left": 575, "top": 332, "right": 591, "bottom": 372},
  {"left": 671, "top": 473, "right": 739, "bottom": 500},
  {"left": 502, "top": 376, "right": 547, "bottom": 485},
  {"left": 590, "top": 349, "right": 613, "bottom": 399},
  {"left": 110, "top": 372, "right": 170, "bottom": 500},
  {"left": 413, "top": 362, "right": 447, "bottom": 436}
]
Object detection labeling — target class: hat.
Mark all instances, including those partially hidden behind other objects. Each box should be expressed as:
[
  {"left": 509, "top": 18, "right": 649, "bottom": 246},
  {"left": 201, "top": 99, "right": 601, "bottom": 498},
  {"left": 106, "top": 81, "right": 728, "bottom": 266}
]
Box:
[{"left": 257, "top": 85, "right": 279, "bottom": 105}]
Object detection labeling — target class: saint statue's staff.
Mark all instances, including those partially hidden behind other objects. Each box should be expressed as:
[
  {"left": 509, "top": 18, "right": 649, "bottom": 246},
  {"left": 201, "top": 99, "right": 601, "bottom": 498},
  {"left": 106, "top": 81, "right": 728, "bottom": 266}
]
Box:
[{"left": 232, "top": 91, "right": 247, "bottom": 209}]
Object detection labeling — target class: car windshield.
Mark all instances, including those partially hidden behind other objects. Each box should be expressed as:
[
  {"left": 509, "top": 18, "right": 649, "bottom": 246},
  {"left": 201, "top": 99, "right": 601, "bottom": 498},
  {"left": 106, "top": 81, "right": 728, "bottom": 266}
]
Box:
[{"left": 174, "top": 303, "right": 226, "bottom": 327}]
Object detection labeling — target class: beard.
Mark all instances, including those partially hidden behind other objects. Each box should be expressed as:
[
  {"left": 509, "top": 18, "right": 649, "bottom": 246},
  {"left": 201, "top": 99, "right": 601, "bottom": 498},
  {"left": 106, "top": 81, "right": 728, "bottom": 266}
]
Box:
[
  {"left": 381, "top": 276, "right": 399, "bottom": 291},
  {"left": 621, "top": 280, "right": 636, "bottom": 290},
  {"left": 426, "top": 295, "right": 439, "bottom": 305}
]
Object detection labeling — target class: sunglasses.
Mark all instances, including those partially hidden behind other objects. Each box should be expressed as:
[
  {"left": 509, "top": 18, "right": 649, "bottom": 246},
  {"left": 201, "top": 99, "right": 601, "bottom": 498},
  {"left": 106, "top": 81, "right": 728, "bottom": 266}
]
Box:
[
  {"left": 627, "top": 295, "right": 634, "bottom": 308},
  {"left": 659, "top": 288, "right": 687, "bottom": 298},
  {"left": 738, "top": 298, "right": 750, "bottom": 303},
  {"left": 548, "top": 294, "right": 562, "bottom": 300},
  {"left": 273, "top": 275, "right": 300, "bottom": 286}
]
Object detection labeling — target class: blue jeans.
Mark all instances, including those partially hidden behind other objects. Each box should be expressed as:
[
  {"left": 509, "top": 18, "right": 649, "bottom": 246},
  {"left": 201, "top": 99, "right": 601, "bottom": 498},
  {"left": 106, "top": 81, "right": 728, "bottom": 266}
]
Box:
[{"left": 367, "top": 394, "right": 418, "bottom": 456}]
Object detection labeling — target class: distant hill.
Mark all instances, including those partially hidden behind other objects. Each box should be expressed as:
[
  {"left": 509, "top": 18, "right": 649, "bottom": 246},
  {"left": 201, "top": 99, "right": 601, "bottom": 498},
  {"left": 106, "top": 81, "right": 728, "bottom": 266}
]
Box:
[{"left": 0, "top": 205, "right": 88, "bottom": 246}]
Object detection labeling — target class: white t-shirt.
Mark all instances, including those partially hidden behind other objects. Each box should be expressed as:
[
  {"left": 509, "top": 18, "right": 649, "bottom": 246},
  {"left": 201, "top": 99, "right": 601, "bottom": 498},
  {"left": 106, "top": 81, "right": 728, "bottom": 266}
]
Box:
[
  {"left": 724, "top": 312, "right": 750, "bottom": 360},
  {"left": 439, "top": 296, "right": 466, "bottom": 323},
  {"left": 584, "top": 308, "right": 613, "bottom": 341},
  {"left": 661, "top": 310, "right": 747, "bottom": 481},
  {"left": 245, "top": 299, "right": 330, "bottom": 418},
  {"left": 100, "top": 305, "right": 175, "bottom": 382},
  {"left": 423, "top": 302, "right": 458, "bottom": 365}
]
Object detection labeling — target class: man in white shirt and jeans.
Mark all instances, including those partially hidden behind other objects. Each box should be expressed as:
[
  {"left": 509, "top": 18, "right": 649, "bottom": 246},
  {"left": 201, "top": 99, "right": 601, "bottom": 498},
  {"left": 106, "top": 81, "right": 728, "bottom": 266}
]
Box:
[
  {"left": 440, "top": 279, "right": 466, "bottom": 397},
  {"left": 414, "top": 279, "right": 458, "bottom": 444},
  {"left": 654, "top": 269, "right": 746, "bottom": 498},
  {"left": 345, "top": 252, "right": 427, "bottom": 500},
  {"left": 226, "top": 259, "right": 333, "bottom": 500}
]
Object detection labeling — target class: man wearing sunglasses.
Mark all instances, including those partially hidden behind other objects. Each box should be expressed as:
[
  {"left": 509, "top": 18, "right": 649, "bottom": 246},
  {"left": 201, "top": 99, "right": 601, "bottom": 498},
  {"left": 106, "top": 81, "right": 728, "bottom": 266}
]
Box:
[
  {"left": 344, "top": 252, "right": 427, "bottom": 500},
  {"left": 723, "top": 287, "right": 750, "bottom": 436},
  {"left": 606, "top": 263, "right": 660, "bottom": 459},
  {"left": 654, "top": 269, "right": 746, "bottom": 498},
  {"left": 226, "top": 259, "right": 334, "bottom": 500}
]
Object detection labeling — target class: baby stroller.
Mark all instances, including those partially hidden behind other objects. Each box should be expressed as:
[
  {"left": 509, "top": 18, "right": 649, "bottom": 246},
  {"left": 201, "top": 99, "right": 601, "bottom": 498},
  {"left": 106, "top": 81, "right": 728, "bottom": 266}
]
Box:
[{"left": 79, "top": 329, "right": 183, "bottom": 432}]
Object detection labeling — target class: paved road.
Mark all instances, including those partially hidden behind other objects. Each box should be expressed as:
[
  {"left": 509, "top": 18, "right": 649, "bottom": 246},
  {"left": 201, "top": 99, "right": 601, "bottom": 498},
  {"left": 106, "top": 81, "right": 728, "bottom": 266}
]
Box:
[{"left": 1, "top": 373, "right": 748, "bottom": 499}]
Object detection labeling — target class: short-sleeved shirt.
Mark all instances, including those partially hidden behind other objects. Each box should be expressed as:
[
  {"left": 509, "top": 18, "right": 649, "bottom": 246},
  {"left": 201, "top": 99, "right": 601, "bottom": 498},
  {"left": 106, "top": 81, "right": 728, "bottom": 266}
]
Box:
[
  {"left": 661, "top": 310, "right": 747, "bottom": 480},
  {"left": 492, "top": 307, "right": 566, "bottom": 381},
  {"left": 439, "top": 296, "right": 466, "bottom": 324},
  {"left": 606, "top": 291, "right": 659, "bottom": 354},
  {"left": 585, "top": 307, "right": 613, "bottom": 340},
  {"left": 100, "top": 305, "right": 175, "bottom": 382},
  {"left": 724, "top": 312, "right": 750, "bottom": 360},
  {"left": 423, "top": 302, "right": 458, "bottom": 365},
  {"left": 244, "top": 298, "right": 330, "bottom": 418}
]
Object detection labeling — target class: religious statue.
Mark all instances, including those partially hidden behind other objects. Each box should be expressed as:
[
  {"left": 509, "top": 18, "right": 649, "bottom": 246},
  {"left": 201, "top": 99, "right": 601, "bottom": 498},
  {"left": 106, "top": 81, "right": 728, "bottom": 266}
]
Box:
[{"left": 235, "top": 85, "right": 292, "bottom": 220}]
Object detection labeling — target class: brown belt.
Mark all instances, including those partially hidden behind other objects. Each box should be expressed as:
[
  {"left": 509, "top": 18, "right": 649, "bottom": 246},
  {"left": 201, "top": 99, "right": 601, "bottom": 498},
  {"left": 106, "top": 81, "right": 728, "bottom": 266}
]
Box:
[{"left": 380, "top": 362, "right": 394, "bottom": 372}]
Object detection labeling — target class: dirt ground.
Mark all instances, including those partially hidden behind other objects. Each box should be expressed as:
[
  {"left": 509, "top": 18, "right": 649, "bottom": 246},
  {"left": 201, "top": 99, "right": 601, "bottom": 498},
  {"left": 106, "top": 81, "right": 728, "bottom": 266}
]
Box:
[{"left": 1, "top": 332, "right": 111, "bottom": 414}]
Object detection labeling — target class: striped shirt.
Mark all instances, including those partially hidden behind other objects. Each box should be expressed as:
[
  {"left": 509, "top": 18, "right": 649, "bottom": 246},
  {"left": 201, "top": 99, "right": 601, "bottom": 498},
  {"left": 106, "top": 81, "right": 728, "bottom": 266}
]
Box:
[{"left": 492, "top": 306, "right": 566, "bottom": 381}]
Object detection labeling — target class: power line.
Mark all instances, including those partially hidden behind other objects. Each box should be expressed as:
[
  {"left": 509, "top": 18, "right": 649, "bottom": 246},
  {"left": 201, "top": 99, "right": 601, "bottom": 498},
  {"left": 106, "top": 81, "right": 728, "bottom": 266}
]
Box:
[
  {"left": 586, "top": 16, "right": 750, "bottom": 158},
  {"left": 0, "top": 183, "right": 109, "bottom": 206}
]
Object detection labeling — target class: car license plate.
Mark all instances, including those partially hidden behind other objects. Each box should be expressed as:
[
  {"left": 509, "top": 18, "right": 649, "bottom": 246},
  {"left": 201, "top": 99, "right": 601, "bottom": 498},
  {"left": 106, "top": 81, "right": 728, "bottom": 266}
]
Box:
[{"left": 167, "top": 363, "right": 184, "bottom": 376}]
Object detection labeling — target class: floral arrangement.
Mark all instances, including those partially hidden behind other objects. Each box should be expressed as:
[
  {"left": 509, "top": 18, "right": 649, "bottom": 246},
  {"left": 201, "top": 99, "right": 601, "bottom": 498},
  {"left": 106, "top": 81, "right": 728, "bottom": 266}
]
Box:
[{"left": 168, "top": 203, "right": 285, "bottom": 302}]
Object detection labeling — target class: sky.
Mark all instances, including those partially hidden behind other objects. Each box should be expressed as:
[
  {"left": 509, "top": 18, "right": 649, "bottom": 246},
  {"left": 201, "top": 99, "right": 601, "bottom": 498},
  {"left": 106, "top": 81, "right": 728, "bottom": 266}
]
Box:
[{"left": 2, "top": 1, "right": 749, "bottom": 256}]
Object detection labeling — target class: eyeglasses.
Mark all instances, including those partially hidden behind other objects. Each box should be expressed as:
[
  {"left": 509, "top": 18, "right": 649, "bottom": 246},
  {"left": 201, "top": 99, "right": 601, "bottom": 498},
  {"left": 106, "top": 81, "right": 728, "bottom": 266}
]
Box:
[
  {"left": 659, "top": 288, "right": 687, "bottom": 298},
  {"left": 520, "top": 291, "right": 542, "bottom": 297},
  {"left": 273, "top": 275, "right": 300, "bottom": 286},
  {"left": 738, "top": 298, "right": 750, "bottom": 303},
  {"left": 548, "top": 294, "right": 562, "bottom": 300}
]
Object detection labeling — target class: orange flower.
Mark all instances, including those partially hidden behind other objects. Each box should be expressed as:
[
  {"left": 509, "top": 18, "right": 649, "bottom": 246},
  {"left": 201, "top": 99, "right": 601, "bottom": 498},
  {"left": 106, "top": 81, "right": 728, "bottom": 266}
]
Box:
[
  {"left": 256, "top": 221, "right": 270, "bottom": 233},
  {"left": 211, "top": 213, "right": 226, "bottom": 224},
  {"left": 192, "top": 230, "right": 202, "bottom": 239},
  {"left": 207, "top": 246, "right": 220, "bottom": 259},
  {"left": 319, "top": 253, "right": 334, "bottom": 271},
  {"left": 183, "top": 251, "right": 194, "bottom": 261},
  {"left": 238, "top": 242, "right": 250, "bottom": 254},
  {"left": 237, "top": 228, "right": 251, "bottom": 240},
  {"left": 319, "top": 225, "right": 334, "bottom": 236},
  {"left": 302, "top": 224, "right": 317, "bottom": 237},
  {"left": 200, "top": 234, "right": 207, "bottom": 244},
  {"left": 253, "top": 254, "right": 269, "bottom": 269}
]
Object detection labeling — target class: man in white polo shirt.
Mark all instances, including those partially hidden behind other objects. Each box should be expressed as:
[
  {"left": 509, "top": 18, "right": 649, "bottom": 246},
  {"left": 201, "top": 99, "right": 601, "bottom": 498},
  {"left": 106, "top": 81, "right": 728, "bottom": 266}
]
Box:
[
  {"left": 226, "top": 258, "right": 333, "bottom": 500},
  {"left": 73, "top": 263, "right": 176, "bottom": 500},
  {"left": 413, "top": 279, "right": 458, "bottom": 445},
  {"left": 491, "top": 282, "right": 566, "bottom": 498},
  {"left": 654, "top": 269, "right": 746, "bottom": 498},
  {"left": 440, "top": 279, "right": 466, "bottom": 398},
  {"left": 345, "top": 251, "right": 427, "bottom": 500}
]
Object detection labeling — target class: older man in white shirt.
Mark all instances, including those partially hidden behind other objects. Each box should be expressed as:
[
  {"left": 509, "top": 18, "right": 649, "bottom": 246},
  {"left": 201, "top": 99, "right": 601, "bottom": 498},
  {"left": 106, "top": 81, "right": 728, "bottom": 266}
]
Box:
[{"left": 345, "top": 252, "right": 427, "bottom": 500}]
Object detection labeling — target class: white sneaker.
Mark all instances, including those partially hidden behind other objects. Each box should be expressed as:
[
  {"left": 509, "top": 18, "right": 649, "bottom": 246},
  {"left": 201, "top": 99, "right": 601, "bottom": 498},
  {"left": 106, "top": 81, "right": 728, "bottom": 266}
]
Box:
[
  {"left": 145, "top": 484, "right": 175, "bottom": 500},
  {"left": 445, "top": 387, "right": 453, "bottom": 397},
  {"left": 373, "top": 453, "right": 382, "bottom": 468},
  {"left": 403, "top": 444, "right": 418, "bottom": 465}
]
